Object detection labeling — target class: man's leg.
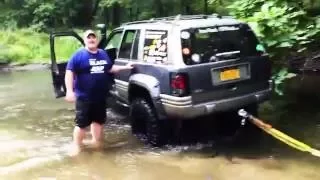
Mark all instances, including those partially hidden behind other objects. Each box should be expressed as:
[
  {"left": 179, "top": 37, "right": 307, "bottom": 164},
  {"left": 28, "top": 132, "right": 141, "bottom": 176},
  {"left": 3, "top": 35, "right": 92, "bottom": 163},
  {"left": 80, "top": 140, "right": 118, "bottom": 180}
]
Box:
[
  {"left": 90, "top": 122, "right": 104, "bottom": 148},
  {"left": 72, "top": 126, "right": 86, "bottom": 151},
  {"left": 90, "top": 100, "right": 107, "bottom": 149},
  {"left": 69, "top": 100, "right": 91, "bottom": 156}
]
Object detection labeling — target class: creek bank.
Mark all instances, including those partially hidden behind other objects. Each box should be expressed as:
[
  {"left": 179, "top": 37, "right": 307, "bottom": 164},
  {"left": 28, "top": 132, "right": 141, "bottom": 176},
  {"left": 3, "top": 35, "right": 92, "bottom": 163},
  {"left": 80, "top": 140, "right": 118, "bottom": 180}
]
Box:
[{"left": 0, "top": 62, "right": 50, "bottom": 72}]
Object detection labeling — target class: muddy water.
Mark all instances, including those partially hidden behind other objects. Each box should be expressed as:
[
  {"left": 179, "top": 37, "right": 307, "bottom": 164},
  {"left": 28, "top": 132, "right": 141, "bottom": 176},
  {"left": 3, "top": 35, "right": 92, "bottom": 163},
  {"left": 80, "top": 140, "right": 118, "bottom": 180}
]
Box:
[{"left": 0, "top": 70, "right": 319, "bottom": 180}]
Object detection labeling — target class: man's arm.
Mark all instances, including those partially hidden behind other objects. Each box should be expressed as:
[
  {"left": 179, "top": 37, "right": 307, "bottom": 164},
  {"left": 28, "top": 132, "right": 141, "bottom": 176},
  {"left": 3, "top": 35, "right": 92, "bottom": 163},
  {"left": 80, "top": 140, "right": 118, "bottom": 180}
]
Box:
[
  {"left": 102, "top": 49, "right": 134, "bottom": 74},
  {"left": 65, "top": 70, "right": 74, "bottom": 93},
  {"left": 65, "top": 54, "right": 76, "bottom": 93},
  {"left": 64, "top": 52, "right": 78, "bottom": 102},
  {"left": 108, "top": 63, "right": 134, "bottom": 74}
]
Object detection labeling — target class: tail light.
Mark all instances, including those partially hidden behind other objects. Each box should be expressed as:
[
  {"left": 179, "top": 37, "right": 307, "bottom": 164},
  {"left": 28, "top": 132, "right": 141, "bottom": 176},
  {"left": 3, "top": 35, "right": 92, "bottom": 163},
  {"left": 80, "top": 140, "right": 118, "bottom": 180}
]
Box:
[{"left": 171, "top": 73, "right": 189, "bottom": 96}]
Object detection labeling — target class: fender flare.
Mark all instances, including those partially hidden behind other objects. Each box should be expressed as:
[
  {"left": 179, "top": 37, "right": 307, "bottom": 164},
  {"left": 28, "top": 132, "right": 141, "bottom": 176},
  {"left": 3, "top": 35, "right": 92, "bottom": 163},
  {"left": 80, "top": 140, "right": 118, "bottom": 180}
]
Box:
[
  {"left": 128, "top": 74, "right": 160, "bottom": 99},
  {"left": 128, "top": 74, "right": 167, "bottom": 120}
]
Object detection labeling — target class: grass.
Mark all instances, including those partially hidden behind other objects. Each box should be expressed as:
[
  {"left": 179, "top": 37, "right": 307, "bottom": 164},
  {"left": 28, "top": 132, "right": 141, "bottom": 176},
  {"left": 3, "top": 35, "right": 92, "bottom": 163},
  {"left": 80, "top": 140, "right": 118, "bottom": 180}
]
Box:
[{"left": 0, "top": 28, "right": 83, "bottom": 65}]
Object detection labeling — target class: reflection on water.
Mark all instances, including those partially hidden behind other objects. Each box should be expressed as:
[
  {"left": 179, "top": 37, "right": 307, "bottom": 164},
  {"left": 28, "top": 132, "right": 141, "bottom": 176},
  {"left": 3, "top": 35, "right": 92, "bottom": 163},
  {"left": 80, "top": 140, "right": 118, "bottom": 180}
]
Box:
[{"left": 0, "top": 70, "right": 319, "bottom": 180}]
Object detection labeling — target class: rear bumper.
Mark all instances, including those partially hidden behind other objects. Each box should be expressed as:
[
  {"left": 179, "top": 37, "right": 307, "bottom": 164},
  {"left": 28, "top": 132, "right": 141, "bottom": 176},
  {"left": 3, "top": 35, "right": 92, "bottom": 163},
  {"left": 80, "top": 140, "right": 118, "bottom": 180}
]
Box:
[{"left": 159, "top": 88, "right": 272, "bottom": 119}]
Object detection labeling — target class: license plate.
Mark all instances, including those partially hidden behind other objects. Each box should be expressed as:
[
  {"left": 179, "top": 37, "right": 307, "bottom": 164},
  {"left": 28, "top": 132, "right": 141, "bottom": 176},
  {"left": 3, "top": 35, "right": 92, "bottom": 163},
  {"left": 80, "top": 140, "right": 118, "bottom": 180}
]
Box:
[{"left": 220, "top": 69, "right": 240, "bottom": 81}]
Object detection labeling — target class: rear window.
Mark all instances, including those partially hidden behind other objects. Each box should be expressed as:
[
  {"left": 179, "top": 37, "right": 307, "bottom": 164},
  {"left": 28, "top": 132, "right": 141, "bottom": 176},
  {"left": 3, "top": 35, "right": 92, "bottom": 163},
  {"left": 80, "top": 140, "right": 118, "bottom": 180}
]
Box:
[{"left": 180, "top": 24, "right": 263, "bottom": 65}]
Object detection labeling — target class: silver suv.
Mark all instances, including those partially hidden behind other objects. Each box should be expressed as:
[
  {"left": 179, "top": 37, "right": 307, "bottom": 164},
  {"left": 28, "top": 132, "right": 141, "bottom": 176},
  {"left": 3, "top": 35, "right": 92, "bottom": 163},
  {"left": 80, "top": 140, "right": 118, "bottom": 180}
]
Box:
[{"left": 49, "top": 14, "right": 273, "bottom": 146}]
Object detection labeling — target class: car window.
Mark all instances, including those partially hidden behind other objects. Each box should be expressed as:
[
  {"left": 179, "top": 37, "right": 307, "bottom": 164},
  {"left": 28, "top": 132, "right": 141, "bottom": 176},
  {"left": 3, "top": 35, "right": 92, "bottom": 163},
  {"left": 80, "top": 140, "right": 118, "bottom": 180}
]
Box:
[
  {"left": 106, "top": 31, "right": 123, "bottom": 50},
  {"left": 180, "top": 24, "right": 262, "bottom": 65},
  {"left": 118, "top": 30, "right": 140, "bottom": 60},
  {"left": 143, "top": 30, "right": 168, "bottom": 64}
]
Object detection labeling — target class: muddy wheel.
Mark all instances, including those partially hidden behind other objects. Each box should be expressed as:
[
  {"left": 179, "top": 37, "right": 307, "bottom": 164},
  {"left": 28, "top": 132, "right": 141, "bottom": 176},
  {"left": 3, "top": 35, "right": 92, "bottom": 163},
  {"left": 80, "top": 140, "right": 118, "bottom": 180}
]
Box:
[
  {"left": 129, "top": 99, "right": 146, "bottom": 135},
  {"left": 130, "top": 98, "right": 165, "bottom": 146}
]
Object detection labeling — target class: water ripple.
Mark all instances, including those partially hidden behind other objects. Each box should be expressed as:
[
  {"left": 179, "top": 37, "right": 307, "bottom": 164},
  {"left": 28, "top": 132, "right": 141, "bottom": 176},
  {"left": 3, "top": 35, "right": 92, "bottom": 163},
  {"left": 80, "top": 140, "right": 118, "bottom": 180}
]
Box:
[{"left": 3, "top": 104, "right": 26, "bottom": 111}]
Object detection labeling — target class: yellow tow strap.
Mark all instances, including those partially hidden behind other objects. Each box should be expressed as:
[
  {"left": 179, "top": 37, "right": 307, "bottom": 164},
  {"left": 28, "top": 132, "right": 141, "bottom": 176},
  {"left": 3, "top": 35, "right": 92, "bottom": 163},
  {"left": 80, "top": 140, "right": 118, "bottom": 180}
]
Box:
[{"left": 238, "top": 109, "right": 320, "bottom": 158}]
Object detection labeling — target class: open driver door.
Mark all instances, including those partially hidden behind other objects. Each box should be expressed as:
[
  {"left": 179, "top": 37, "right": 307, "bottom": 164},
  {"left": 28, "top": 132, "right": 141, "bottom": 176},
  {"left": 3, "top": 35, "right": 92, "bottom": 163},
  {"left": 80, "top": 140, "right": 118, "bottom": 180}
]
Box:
[{"left": 49, "top": 31, "right": 84, "bottom": 98}]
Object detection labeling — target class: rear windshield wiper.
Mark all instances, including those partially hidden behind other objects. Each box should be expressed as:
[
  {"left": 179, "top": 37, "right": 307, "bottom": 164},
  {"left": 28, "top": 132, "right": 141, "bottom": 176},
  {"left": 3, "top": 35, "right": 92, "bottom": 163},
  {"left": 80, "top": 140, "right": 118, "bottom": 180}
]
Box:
[{"left": 215, "top": 50, "right": 240, "bottom": 59}]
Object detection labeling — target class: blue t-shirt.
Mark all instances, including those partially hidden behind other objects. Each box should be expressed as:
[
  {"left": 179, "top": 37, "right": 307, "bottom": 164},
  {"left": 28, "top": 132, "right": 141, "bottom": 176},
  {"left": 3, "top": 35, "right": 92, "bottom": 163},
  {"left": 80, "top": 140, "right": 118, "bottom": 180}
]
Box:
[{"left": 66, "top": 48, "right": 113, "bottom": 102}]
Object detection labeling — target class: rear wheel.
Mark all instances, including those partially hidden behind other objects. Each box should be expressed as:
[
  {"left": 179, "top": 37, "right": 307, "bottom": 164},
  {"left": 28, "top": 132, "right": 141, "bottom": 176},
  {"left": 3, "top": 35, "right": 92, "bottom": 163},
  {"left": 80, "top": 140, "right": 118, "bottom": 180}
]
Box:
[{"left": 130, "top": 97, "right": 166, "bottom": 146}]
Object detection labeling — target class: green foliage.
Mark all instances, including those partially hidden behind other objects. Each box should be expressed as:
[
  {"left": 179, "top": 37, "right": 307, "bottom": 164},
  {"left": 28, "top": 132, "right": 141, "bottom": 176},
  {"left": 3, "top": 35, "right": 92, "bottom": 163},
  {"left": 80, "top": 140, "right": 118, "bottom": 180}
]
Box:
[
  {"left": 228, "top": 0, "right": 320, "bottom": 60},
  {"left": 0, "top": 29, "right": 82, "bottom": 65},
  {"left": 227, "top": 0, "right": 320, "bottom": 95},
  {"left": 26, "top": 1, "right": 56, "bottom": 31},
  {"left": 100, "top": 0, "right": 130, "bottom": 7},
  {"left": 0, "top": 0, "right": 88, "bottom": 31},
  {"left": 272, "top": 68, "right": 297, "bottom": 95}
]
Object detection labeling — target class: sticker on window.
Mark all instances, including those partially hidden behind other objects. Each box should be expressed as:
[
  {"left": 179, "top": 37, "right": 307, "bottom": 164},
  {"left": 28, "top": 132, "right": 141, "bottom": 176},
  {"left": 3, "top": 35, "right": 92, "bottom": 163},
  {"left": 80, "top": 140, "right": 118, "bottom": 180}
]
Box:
[{"left": 143, "top": 30, "right": 168, "bottom": 64}]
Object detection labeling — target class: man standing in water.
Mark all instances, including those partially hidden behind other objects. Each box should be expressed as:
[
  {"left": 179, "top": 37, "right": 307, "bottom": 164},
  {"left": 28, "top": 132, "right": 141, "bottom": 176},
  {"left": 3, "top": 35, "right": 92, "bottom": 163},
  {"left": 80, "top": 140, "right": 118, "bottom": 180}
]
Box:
[{"left": 64, "top": 30, "right": 133, "bottom": 156}]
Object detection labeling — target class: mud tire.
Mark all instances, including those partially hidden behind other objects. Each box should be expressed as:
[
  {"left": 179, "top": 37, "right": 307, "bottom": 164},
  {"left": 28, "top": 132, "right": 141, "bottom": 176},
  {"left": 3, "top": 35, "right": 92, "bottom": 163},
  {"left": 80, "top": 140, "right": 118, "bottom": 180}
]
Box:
[{"left": 130, "top": 98, "right": 165, "bottom": 146}]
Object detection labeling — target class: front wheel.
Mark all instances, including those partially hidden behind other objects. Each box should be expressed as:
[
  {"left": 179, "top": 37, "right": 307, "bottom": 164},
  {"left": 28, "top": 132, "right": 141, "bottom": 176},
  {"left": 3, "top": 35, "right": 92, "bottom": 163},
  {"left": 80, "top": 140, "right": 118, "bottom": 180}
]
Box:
[{"left": 129, "top": 98, "right": 166, "bottom": 146}]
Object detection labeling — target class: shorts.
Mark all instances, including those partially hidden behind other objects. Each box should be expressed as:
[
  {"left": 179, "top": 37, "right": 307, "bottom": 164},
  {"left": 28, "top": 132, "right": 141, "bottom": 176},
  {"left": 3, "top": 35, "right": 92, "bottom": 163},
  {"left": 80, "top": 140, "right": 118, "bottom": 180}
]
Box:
[{"left": 75, "top": 99, "right": 107, "bottom": 128}]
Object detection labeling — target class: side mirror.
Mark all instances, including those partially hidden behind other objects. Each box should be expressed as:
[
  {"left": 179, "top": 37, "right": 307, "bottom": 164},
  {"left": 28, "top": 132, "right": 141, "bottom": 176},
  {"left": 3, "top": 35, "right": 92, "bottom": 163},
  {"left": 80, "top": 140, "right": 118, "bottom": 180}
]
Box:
[
  {"left": 96, "top": 24, "right": 107, "bottom": 35},
  {"left": 96, "top": 24, "right": 106, "bottom": 30}
]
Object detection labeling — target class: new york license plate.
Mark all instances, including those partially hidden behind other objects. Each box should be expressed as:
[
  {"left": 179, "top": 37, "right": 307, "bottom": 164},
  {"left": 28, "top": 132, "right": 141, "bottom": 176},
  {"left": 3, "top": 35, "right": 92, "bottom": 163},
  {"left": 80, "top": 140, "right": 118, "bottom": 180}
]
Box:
[{"left": 220, "top": 69, "right": 240, "bottom": 81}]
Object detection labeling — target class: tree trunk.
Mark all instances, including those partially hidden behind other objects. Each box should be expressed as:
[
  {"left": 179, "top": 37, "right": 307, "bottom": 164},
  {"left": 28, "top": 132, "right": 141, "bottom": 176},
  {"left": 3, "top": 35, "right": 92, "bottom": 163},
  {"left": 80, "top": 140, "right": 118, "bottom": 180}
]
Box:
[
  {"left": 112, "top": 2, "right": 121, "bottom": 27},
  {"left": 186, "top": 5, "right": 192, "bottom": 15},
  {"left": 104, "top": 7, "right": 109, "bottom": 27},
  {"left": 204, "top": 0, "right": 208, "bottom": 15},
  {"left": 129, "top": 7, "right": 133, "bottom": 21},
  {"left": 184, "top": 0, "right": 192, "bottom": 15},
  {"left": 153, "top": 0, "right": 164, "bottom": 17},
  {"left": 79, "top": 0, "right": 94, "bottom": 26},
  {"left": 92, "top": 0, "right": 102, "bottom": 19},
  {"left": 136, "top": 7, "right": 140, "bottom": 20},
  {"left": 180, "top": 0, "right": 184, "bottom": 14}
]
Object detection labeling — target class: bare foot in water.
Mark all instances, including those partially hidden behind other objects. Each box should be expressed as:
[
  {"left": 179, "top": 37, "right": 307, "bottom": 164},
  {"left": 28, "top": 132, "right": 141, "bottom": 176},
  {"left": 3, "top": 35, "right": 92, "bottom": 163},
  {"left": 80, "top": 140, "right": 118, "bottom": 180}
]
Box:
[
  {"left": 88, "top": 140, "right": 103, "bottom": 150},
  {"left": 67, "top": 144, "right": 82, "bottom": 157}
]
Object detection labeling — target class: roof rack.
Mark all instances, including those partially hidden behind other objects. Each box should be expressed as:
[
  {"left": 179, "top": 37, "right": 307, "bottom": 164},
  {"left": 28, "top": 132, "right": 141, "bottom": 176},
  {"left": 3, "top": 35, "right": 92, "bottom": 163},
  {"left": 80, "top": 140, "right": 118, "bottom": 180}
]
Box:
[
  {"left": 121, "top": 20, "right": 157, "bottom": 26},
  {"left": 121, "top": 14, "right": 223, "bottom": 26},
  {"left": 151, "top": 14, "right": 222, "bottom": 21}
]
